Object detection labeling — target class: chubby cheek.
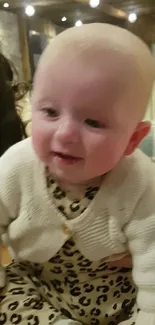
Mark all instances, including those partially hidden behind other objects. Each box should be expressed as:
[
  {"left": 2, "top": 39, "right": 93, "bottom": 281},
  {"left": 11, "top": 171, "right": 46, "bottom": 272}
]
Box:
[
  {"left": 32, "top": 114, "right": 52, "bottom": 163},
  {"left": 86, "top": 132, "right": 128, "bottom": 173}
]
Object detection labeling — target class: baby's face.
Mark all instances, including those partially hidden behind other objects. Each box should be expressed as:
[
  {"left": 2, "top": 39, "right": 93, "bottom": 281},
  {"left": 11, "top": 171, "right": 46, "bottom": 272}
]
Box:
[{"left": 32, "top": 54, "right": 136, "bottom": 184}]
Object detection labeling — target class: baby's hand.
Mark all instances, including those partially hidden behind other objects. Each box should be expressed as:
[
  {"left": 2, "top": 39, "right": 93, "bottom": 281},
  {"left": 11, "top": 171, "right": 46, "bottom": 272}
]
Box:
[{"left": 108, "top": 254, "right": 132, "bottom": 268}]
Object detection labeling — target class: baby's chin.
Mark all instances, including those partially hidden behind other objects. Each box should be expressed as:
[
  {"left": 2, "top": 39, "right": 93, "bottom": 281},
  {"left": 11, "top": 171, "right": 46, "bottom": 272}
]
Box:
[{"left": 48, "top": 168, "right": 86, "bottom": 185}]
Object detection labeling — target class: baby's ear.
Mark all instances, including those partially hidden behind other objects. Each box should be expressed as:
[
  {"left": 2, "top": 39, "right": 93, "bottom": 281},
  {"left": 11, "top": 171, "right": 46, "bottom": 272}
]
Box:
[{"left": 124, "top": 121, "right": 151, "bottom": 156}]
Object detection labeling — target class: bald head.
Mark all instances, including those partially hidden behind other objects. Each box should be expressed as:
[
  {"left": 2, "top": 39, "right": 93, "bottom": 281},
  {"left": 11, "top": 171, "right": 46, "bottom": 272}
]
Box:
[
  {"left": 33, "top": 23, "right": 155, "bottom": 121},
  {"left": 32, "top": 24, "right": 155, "bottom": 179}
]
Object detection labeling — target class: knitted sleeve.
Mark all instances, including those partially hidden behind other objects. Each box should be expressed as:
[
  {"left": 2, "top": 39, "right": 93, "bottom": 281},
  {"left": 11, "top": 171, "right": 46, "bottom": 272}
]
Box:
[
  {"left": 0, "top": 143, "right": 21, "bottom": 287},
  {"left": 124, "top": 171, "right": 155, "bottom": 325}
]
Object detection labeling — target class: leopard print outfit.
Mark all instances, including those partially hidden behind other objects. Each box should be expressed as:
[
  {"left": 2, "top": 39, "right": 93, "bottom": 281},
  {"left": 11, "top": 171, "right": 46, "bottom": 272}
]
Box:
[{"left": 0, "top": 175, "right": 138, "bottom": 325}]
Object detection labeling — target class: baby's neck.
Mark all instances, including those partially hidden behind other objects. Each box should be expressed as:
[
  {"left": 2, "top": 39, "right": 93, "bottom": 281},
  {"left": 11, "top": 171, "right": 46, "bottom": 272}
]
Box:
[
  {"left": 59, "top": 177, "right": 102, "bottom": 200},
  {"left": 48, "top": 172, "right": 102, "bottom": 198}
]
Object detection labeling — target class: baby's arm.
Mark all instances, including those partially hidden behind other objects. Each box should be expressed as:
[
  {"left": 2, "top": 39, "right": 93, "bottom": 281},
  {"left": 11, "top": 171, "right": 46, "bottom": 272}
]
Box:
[
  {"left": 124, "top": 178, "right": 155, "bottom": 325},
  {"left": 0, "top": 146, "right": 21, "bottom": 287}
]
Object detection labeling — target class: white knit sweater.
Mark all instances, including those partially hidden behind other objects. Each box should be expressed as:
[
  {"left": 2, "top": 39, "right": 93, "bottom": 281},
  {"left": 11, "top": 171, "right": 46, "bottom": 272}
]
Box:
[{"left": 0, "top": 137, "right": 155, "bottom": 325}]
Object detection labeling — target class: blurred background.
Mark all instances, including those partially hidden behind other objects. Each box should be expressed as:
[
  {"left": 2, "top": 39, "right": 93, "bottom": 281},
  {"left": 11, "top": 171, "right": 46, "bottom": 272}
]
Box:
[{"left": 0, "top": 0, "right": 155, "bottom": 156}]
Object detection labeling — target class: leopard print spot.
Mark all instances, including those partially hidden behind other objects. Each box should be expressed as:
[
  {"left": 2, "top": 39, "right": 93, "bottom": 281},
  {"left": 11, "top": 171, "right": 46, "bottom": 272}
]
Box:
[
  {"left": 79, "top": 296, "right": 91, "bottom": 306},
  {"left": 96, "top": 285, "right": 109, "bottom": 293},
  {"left": 88, "top": 273, "right": 97, "bottom": 278},
  {"left": 0, "top": 313, "right": 7, "bottom": 325},
  {"left": 121, "top": 282, "right": 132, "bottom": 293},
  {"left": 113, "top": 290, "right": 121, "bottom": 298},
  {"left": 10, "top": 314, "right": 22, "bottom": 324},
  {"left": 47, "top": 292, "right": 53, "bottom": 298},
  {"left": 9, "top": 288, "right": 25, "bottom": 295},
  {"left": 68, "top": 304, "right": 80, "bottom": 310},
  {"left": 85, "top": 187, "right": 99, "bottom": 200},
  {"left": 90, "top": 318, "right": 100, "bottom": 325},
  {"left": 83, "top": 283, "right": 94, "bottom": 293},
  {"left": 49, "top": 255, "right": 64, "bottom": 264},
  {"left": 0, "top": 296, "right": 6, "bottom": 303},
  {"left": 41, "top": 280, "right": 51, "bottom": 291},
  {"left": 49, "top": 314, "right": 56, "bottom": 320},
  {"left": 65, "top": 276, "right": 79, "bottom": 288},
  {"left": 27, "top": 315, "right": 39, "bottom": 325},
  {"left": 50, "top": 267, "right": 62, "bottom": 274},
  {"left": 116, "top": 276, "right": 123, "bottom": 283},
  {"left": 109, "top": 280, "right": 114, "bottom": 286},
  {"left": 96, "top": 294, "right": 108, "bottom": 305},
  {"left": 60, "top": 308, "right": 72, "bottom": 318},
  {"left": 64, "top": 263, "right": 74, "bottom": 269},
  {"left": 122, "top": 299, "right": 132, "bottom": 310},
  {"left": 96, "top": 262, "right": 108, "bottom": 272},
  {"left": 57, "top": 297, "right": 62, "bottom": 302},
  {"left": 112, "top": 303, "right": 117, "bottom": 311},
  {"left": 51, "top": 280, "right": 64, "bottom": 294},
  {"left": 91, "top": 308, "right": 101, "bottom": 316},
  {"left": 58, "top": 206, "right": 68, "bottom": 218},
  {"left": 70, "top": 201, "right": 80, "bottom": 212},
  {"left": 53, "top": 187, "right": 66, "bottom": 199},
  {"left": 79, "top": 309, "right": 85, "bottom": 316},
  {"left": 27, "top": 288, "right": 36, "bottom": 297},
  {"left": 8, "top": 301, "right": 19, "bottom": 311},
  {"left": 70, "top": 287, "right": 81, "bottom": 296},
  {"left": 28, "top": 275, "right": 41, "bottom": 288},
  {"left": 78, "top": 260, "right": 92, "bottom": 267}
]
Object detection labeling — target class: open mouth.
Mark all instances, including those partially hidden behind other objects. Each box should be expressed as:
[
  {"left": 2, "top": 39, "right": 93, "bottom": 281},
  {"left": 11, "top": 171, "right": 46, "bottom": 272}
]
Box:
[{"left": 53, "top": 152, "right": 82, "bottom": 164}]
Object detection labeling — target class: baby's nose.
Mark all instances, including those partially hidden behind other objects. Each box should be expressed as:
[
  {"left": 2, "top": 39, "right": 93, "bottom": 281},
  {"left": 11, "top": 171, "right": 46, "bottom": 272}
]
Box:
[{"left": 55, "top": 119, "right": 80, "bottom": 144}]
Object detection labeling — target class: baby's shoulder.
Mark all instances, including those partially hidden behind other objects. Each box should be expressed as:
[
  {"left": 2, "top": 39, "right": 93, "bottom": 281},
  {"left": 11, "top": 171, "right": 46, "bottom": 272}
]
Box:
[
  {"left": 105, "top": 150, "right": 155, "bottom": 223},
  {"left": 0, "top": 137, "right": 36, "bottom": 178},
  {"left": 107, "top": 149, "right": 155, "bottom": 198},
  {"left": 127, "top": 149, "right": 155, "bottom": 181},
  {"left": 116, "top": 149, "right": 155, "bottom": 181}
]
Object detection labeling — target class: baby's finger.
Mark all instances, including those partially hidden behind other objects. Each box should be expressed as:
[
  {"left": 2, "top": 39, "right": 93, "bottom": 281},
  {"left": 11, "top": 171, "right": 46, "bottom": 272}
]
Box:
[{"left": 108, "top": 255, "right": 132, "bottom": 268}]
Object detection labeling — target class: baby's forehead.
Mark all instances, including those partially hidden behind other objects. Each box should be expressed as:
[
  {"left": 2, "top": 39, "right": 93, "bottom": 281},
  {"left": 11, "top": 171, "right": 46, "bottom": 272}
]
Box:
[
  {"left": 37, "top": 31, "right": 134, "bottom": 71},
  {"left": 35, "top": 40, "right": 134, "bottom": 94},
  {"left": 35, "top": 23, "right": 154, "bottom": 84},
  {"left": 34, "top": 47, "right": 128, "bottom": 100},
  {"left": 33, "top": 23, "right": 154, "bottom": 122},
  {"left": 34, "top": 26, "right": 147, "bottom": 94}
]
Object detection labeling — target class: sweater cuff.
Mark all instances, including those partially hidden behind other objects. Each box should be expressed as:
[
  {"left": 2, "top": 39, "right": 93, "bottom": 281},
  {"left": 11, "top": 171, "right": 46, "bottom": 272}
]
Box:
[{"left": 136, "top": 311, "right": 155, "bottom": 325}]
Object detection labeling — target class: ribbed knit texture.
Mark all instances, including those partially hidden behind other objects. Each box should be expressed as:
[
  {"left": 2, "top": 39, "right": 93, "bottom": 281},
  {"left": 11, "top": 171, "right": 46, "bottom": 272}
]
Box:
[{"left": 0, "top": 138, "right": 155, "bottom": 325}]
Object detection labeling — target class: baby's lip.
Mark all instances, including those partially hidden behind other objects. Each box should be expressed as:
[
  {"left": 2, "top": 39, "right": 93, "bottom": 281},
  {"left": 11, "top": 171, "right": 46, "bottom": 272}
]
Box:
[{"left": 52, "top": 151, "right": 83, "bottom": 160}]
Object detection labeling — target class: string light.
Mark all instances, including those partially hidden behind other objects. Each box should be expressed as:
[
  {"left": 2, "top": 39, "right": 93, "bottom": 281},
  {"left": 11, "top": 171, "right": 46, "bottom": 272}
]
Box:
[
  {"left": 3, "top": 3, "right": 9, "bottom": 8},
  {"left": 25, "top": 5, "right": 35, "bottom": 17},
  {"left": 89, "top": 0, "right": 100, "bottom": 8},
  {"left": 75, "top": 20, "right": 82, "bottom": 27},
  {"left": 128, "top": 13, "right": 137, "bottom": 23},
  {"left": 62, "top": 17, "right": 67, "bottom": 22}
]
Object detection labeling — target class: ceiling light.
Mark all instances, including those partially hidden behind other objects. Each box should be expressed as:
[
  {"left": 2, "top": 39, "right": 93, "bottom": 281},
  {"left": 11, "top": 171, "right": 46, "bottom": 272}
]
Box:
[
  {"left": 30, "top": 30, "right": 38, "bottom": 35},
  {"left": 89, "top": 0, "right": 100, "bottom": 8},
  {"left": 128, "top": 12, "right": 137, "bottom": 23},
  {"left": 25, "top": 5, "right": 35, "bottom": 17},
  {"left": 3, "top": 2, "right": 9, "bottom": 8},
  {"left": 62, "top": 16, "right": 67, "bottom": 22},
  {"left": 75, "top": 20, "right": 82, "bottom": 27}
]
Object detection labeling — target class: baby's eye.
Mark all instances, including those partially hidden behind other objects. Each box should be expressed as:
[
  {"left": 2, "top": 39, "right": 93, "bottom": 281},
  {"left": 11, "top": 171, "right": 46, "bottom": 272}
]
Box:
[
  {"left": 42, "top": 108, "right": 58, "bottom": 118},
  {"left": 85, "top": 119, "right": 103, "bottom": 128}
]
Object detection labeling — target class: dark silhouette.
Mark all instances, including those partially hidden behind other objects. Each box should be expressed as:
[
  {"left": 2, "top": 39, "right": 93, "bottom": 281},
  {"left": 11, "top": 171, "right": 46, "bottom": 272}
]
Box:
[{"left": 0, "top": 53, "right": 28, "bottom": 156}]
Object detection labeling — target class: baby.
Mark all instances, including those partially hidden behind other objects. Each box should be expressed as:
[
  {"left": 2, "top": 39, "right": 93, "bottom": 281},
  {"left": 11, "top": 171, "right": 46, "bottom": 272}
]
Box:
[{"left": 0, "top": 23, "right": 155, "bottom": 325}]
